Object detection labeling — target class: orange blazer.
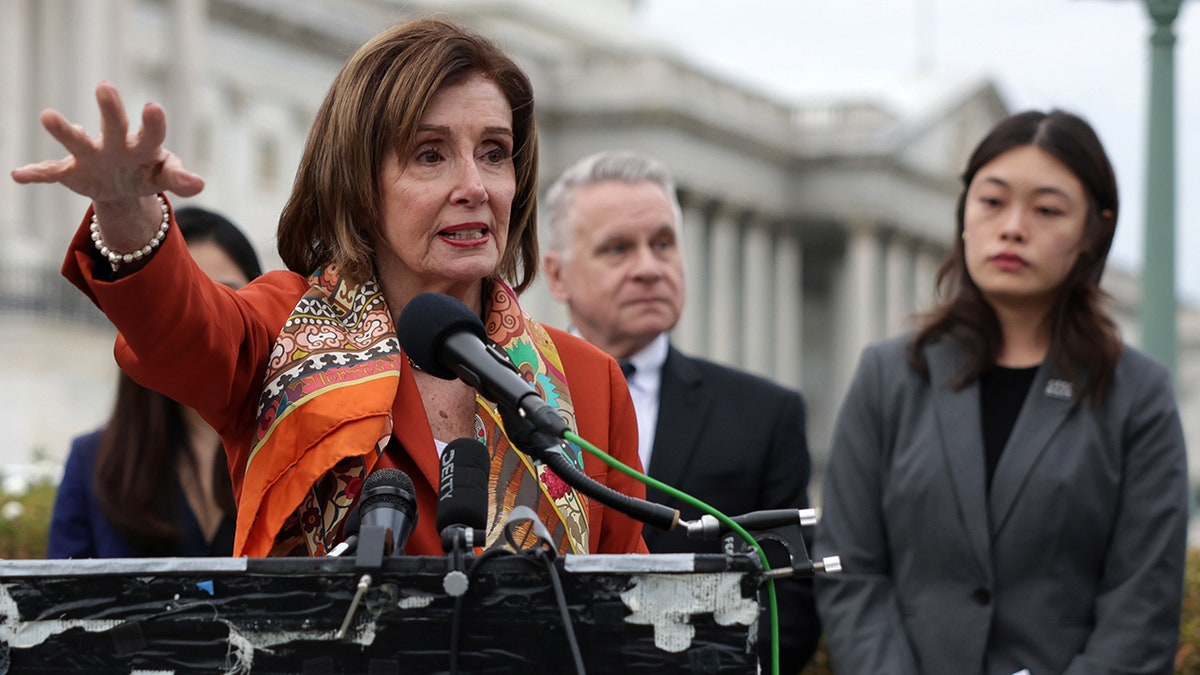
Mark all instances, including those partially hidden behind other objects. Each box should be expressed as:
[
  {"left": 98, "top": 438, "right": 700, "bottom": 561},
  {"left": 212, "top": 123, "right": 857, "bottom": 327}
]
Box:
[{"left": 63, "top": 207, "right": 648, "bottom": 557}]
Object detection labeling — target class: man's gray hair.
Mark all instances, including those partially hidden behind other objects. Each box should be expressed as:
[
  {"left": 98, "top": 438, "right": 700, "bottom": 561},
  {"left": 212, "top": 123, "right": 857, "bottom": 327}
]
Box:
[{"left": 542, "top": 150, "right": 682, "bottom": 253}]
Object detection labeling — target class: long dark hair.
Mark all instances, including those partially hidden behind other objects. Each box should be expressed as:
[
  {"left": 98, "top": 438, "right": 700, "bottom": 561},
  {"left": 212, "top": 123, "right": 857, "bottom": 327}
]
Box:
[
  {"left": 93, "top": 207, "right": 261, "bottom": 553},
  {"left": 908, "top": 110, "right": 1121, "bottom": 403}
]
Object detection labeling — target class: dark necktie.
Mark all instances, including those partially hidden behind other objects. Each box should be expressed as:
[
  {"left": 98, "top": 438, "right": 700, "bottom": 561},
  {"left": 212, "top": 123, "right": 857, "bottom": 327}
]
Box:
[{"left": 618, "top": 360, "right": 636, "bottom": 381}]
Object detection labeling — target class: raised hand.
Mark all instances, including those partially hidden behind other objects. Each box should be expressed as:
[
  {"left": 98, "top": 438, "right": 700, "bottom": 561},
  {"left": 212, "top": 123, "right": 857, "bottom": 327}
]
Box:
[
  {"left": 13, "top": 81, "right": 206, "bottom": 201},
  {"left": 11, "top": 81, "right": 204, "bottom": 201},
  {"left": 11, "top": 81, "right": 205, "bottom": 257}
]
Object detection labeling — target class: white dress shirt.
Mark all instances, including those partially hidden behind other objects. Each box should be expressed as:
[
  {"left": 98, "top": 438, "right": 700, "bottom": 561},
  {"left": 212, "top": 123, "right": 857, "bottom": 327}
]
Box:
[{"left": 612, "top": 333, "right": 668, "bottom": 472}]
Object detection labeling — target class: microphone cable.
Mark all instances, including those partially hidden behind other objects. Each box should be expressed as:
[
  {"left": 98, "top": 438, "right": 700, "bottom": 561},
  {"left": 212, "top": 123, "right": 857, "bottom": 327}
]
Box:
[
  {"left": 447, "top": 520, "right": 587, "bottom": 675},
  {"left": 499, "top": 506, "right": 586, "bottom": 675},
  {"left": 564, "top": 429, "right": 781, "bottom": 675},
  {"left": 448, "top": 545, "right": 511, "bottom": 675},
  {"left": 535, "top": 545, "right": 586, "bottom": 675}
]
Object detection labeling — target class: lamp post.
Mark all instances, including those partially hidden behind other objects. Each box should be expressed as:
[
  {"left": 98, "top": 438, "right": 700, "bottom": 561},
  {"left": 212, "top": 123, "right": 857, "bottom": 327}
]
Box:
[{"left": 1137, "top": 0, "right": 1186, "bottom": 375}]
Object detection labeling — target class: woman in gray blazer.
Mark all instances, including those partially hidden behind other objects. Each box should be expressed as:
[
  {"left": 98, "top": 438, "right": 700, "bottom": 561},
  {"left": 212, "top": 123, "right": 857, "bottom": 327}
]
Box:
[{"left": 815, "top": 110, "right": 1189, "bottom": 675}]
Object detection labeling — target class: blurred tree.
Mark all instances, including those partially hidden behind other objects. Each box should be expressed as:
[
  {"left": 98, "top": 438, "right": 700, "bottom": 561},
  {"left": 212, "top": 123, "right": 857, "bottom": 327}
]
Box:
[{"left": 0, "top": 479, "right": 54, "bottom": 559}]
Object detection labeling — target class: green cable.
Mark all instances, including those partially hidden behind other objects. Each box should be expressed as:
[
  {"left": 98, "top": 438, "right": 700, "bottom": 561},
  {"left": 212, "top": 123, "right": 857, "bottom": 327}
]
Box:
[{"left": 564, "top": 430, "right": 780, "bottom": 675}]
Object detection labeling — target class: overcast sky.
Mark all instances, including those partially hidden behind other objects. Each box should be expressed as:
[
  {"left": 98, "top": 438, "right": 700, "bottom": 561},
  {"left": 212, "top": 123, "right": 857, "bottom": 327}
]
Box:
[{"left": 635, "top": 0, "right": 1199, "bottom": 302}]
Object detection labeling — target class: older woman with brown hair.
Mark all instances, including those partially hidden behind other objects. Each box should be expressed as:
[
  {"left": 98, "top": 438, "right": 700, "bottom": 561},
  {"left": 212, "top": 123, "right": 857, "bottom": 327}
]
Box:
[{"left": 15, "top": 18, "right": 647, "bottom": 559}]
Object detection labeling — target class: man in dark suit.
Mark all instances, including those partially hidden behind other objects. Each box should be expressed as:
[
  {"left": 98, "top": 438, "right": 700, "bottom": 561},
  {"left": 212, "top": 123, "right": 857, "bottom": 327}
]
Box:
[{"left": 542, "top": 151, "right": 820, "bottom": 673}]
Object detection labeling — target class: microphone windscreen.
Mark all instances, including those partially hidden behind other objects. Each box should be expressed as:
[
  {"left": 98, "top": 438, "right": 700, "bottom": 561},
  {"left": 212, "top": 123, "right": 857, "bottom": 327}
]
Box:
[
  {"left": 356, "top": 468, "right": 416, "bottom": 521},
  {"left": 396, "top": 292, "right": 486, "bottom": 380},
  {"left": 437, "top": 438, "right": 491, "bottom": 533}
]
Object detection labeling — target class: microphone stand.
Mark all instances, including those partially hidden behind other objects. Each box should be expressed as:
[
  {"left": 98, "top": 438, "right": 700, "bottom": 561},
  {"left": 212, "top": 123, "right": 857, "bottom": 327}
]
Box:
[
  {"left": 440, "top": 526, "right": 485, "bottom": 597},
  {"left": 335, "top": 525, "right": 390, "bottom": 640},
  {"left": 687, "top": 509, "right": 840, "bottom": 580},
  {"left": 497, "top": 405, "right": 679, "bottom": 533}
]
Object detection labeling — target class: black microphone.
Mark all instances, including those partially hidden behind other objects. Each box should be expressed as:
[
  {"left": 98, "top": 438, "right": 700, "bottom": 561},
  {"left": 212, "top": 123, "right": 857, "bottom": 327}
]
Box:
[
  {"left": 332, "top": 468, "right": 418, "bottom": 557},
  {"left": 437, "top": 437, "right": 491, "bottom": 550},
  {"left": 395, "top": 293, "right": 568, "bottom": 437},
  {"left": 396, "top": 292, "right": 679, "bottom": 533}
]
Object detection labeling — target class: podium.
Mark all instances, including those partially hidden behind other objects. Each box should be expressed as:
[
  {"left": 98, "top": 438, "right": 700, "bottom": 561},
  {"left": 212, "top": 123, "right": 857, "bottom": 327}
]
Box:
[{"left": 0, "top": 553, "right": 761, "bottom": 674}]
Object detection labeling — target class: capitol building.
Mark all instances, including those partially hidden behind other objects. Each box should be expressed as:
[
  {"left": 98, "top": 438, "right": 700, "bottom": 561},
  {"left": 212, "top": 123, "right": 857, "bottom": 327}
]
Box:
[{"left": 2, "top": 0, "right": 1197, "bottom": 532}]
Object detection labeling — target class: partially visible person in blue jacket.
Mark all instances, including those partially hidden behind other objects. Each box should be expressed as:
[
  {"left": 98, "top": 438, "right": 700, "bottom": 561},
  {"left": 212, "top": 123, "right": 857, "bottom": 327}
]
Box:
[{"left": 48, "top": 206, "right": 263, "bottom": 558}]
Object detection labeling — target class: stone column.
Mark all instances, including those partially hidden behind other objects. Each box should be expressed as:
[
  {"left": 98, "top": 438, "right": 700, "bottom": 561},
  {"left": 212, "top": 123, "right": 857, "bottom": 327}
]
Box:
[
  {"left": 675, "top": 195, "right": 708, "bottom": 355},
  {"left": 884, "top": 231, "right": 916, "bottom": 336},
  {"left": 74, "top": 1, "right": 107, "bottom": 101},
  {"left": 219, "top": 85, "right": 253, "bottom": 219},
  {"left": 166, "top": 0, "right": 206, "bottom": 163},
  {"left": 772, "top": 229, "right": 803, "bottom": 391},
  {"left": 29, "top": 0, "right": 132, "bottom": 246},
  {"left": 913, "top": 243, "right": 943, "bottom": 314},
  {"left": 706, "top": 204, "right": 742, "bottom": 366},
  {"left": 840, "top": 221, "right": 882, "bottom": 395},
  {"left": 741, "top": 219, "right": 772, "bottom": 376},
  {"left": 0, "top": 0, "right": 32, "bottom": 239},
  {"left": 28, "top": 1, "right": 83, "bottom": 249}
]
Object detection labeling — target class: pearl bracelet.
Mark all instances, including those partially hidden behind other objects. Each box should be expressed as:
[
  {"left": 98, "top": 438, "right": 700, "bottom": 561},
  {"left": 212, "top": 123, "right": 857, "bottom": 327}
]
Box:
[{"left": 90, "top": 194, "right": 170, "bottom": 272}]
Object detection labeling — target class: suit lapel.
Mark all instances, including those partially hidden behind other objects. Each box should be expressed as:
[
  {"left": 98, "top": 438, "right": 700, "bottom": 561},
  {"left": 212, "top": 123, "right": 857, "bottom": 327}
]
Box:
[
  {"left": 926, "top": 339, "right": 992, "bottom": 576},
  {"left": 988, "top": 366, "right": 1076, "bottom": 536},
  {"left": 647, "top": 348, "right": 710, "bottom": 490},
  {"left": 391, "top": 358, "right": 441, "bottom": 494}
]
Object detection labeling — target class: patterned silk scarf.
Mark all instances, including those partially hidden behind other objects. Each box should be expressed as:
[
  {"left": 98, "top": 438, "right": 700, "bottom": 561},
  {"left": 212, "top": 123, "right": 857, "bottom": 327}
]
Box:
[{"left": 238, "top": 265, "right": 588, "bottom": 557}]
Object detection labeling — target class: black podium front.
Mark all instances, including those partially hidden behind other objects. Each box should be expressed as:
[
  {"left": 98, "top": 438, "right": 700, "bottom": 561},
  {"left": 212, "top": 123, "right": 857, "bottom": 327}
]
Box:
[{"left": 0, "top": 553, "right": 760, "bottom": 674}]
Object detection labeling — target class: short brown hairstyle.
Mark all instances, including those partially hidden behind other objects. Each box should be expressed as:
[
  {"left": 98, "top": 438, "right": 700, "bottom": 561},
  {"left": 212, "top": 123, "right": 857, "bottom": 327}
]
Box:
[{"left": 277, "top": 18, "right": 540, "bottom": 292}]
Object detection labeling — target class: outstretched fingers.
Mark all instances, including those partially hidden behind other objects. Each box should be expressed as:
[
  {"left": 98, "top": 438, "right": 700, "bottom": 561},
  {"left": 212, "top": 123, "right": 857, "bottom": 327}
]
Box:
[
  {"left": 12, "top": 81, "right": 206, "bottom": 200},
  {"left": 9, "top": 110, "right": 83, "bottom": 183},
  {"left": 38, "top": 108, "right": 98, "bottom": 159},
  {"left": 10, "top": 156, "right": 76, "bottom": 184},
  {"left": 96, "top": 82, "right": 132, "bottom": 152},
  {"left": 158, "top": 152, "right": 205, "bottom": 197},
  {"left": 134, "top": 102, "right": 168, "bottom": 155},
  {"left": 136, "top": 104, "right": 203, "bottom": 196}
]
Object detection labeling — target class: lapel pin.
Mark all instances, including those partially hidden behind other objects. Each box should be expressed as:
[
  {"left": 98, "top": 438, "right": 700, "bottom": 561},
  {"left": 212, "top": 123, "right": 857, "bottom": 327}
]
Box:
[{"left": 1044, "top": 378, "right": 1074, "bottom": 400}]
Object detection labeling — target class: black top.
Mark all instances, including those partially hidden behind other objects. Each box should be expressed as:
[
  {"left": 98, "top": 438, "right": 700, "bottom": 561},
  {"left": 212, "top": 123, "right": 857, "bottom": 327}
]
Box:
[{"left": 979, "top": 365, "right": 1039, "bottom": 491}]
